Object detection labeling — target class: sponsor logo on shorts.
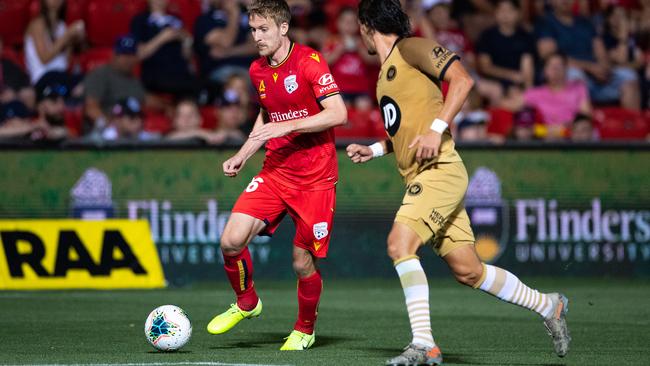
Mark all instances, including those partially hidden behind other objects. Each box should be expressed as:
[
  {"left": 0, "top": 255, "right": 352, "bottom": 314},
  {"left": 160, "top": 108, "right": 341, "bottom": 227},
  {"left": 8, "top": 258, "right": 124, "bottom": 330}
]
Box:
[
  {"left": 429, "top": 209, "right": 447, "bottom": 228},
  {"left": 313, "top": 241, "right": 322, "bottom": 251},
  {"left": 407, "top": 182, "right": 422, "bottom": 196},
  {"left": 313, "top": 222, "right": 329, "bottom": 240}
]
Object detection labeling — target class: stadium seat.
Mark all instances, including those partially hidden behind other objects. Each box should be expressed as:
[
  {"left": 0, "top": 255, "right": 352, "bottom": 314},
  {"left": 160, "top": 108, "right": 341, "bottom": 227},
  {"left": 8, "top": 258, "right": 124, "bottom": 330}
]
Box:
[
  {"left": 79, "top": 47, "right": 113, "bottom": 73},
  {"left": 28, "top": 0, "right": 87, "bottom": 23},
  {"left": 144, "top": 108, "right": 173, "bottom": 134},
  {"left": 64, "top": 107, "right": 84, "bottom": 138},
  {"left": 167, "top": 0, "right": 202, "bottom": 32},
  {"left": 593, "top": 107, "right": 649, "bottom": 140},
  {"left": 66, "top": 0, "right": 88, "bottom": 22},
  {"left": 86, "top": 0, "right": 147, "bottom": 47},
  {"left": 0, "top": 0, "right": 31, "bottom": 47},
  {"left": 486, "top": 108, "right": 514, "bottom": 138},
  {"left": 200, "top": 106, "right": 218, "bottom": 130},
  {"left": 1, "top": 46, "right": 25, "bottom": 70}
]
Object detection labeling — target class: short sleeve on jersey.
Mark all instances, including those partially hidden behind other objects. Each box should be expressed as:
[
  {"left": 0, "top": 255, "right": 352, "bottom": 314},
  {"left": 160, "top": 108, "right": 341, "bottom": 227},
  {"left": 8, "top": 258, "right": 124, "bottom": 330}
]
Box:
[
  {"left": 301, "top": 51, "right": 341, "bottom": 102},
  {"left": 397, "top": 38, "right": 460, "bottom": 81}
]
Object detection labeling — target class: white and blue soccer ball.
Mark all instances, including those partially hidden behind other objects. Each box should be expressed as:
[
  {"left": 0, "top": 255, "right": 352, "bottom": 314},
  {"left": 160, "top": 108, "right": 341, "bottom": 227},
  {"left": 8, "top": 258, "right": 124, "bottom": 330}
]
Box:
[{"left": 144, "top": 305, "right": 192, "bottom": 351}]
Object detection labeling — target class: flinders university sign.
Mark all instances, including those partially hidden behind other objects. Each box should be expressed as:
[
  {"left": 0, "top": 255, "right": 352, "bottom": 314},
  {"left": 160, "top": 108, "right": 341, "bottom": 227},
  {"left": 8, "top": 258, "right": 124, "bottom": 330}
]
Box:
[
  {"left": 514, "top": 198, "right": 650, "bottom": 264},
  {"left": 0, "top": 148, "right": 648, "bottom": 282},
  {"left": 462, "top": 166, "right": 650, "bottom": 276}
]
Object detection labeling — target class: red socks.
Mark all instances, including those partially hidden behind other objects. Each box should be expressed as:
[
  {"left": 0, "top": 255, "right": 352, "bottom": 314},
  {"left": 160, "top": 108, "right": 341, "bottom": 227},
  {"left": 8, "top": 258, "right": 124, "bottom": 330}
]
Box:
[
  {"left": 294, "top": 270, "right": 323, "bottom": 334},
  {"left": 224, "top": 249, "right": 322, "bottom": 334},
  {"left": 222, "top": 247, "right": 258, "bottom": 311}
]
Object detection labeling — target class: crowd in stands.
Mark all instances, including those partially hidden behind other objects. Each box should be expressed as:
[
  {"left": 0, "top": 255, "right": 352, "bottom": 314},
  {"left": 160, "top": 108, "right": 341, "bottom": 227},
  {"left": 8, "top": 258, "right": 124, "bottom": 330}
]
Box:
[{"left": 0, "top": 0, "right": 648, "bottom": 145}]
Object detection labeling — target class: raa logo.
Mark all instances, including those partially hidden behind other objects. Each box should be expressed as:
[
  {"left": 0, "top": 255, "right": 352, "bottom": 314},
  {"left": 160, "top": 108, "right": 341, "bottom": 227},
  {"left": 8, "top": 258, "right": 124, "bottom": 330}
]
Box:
[
  {"left": 0, "top": 229, "right": 146, "bottom": 278},
  {"left": 272, "top": 73, "right": 279, "bottom": 82},
  {"left": 464, "top": 167, "right": 508, "bottom": 264}
]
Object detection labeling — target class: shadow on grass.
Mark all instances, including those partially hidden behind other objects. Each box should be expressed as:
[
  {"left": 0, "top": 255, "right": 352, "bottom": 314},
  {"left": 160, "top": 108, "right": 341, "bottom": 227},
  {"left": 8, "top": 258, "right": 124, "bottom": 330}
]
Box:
[
  {"left": 353, "top": 350, "right": 567, "bottom": 366},
  {"left": 443, "top": 353, "right": 566, "bottom": 366},
  {"left": 208, "top": 332, "right": 353, "bottom": 350},
  {"left": 146, "top": 350, "right": 192, "bottom": 354}
]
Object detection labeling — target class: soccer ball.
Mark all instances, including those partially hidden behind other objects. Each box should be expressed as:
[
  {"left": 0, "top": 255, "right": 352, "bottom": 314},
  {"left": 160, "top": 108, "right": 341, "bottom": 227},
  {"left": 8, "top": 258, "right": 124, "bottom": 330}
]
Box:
[{"left": 144, "top": 305, "right": 192, "bottom": 351}]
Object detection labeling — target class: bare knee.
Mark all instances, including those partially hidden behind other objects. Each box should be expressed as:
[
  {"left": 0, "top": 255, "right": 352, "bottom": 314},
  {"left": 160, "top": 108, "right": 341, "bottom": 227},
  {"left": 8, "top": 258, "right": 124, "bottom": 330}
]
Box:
[
  {"left": 387, "top": 234, "right": 406, "bottom": 262},
  {"left": 293, "top": 252, "right": 316, "bottom": 278},
  {"left": 386, "top": 224, "right": 421, "bottom": 261},
  {"left": 452, "top": 263, "right": 484, "bottom": 287},
  {"left": 220, "top": 231, "right": 247, "bottom": 256}
]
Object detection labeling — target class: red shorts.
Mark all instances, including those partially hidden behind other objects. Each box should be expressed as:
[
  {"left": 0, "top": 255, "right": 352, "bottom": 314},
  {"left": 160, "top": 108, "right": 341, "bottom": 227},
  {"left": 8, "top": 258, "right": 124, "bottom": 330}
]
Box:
[{"left": 231, "top": 174, "right": 336, "bottom": 258}]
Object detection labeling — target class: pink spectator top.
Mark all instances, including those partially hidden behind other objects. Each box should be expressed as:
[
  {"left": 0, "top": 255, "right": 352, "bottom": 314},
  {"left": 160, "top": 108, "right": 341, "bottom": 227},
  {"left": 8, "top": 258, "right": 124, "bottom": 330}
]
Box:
[{"left": 523, "top": 81, "right": 589, "bottom": 126}]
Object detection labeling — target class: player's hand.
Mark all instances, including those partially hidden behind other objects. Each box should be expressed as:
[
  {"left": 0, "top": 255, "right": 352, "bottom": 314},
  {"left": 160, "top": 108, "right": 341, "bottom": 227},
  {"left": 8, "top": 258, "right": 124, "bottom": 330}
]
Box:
[
  {"left": 409, "top": 131, "right": 442, "bottom": 164},
  {"left": 223, "top": 154, "right": 245, "bottom": 177},
  {"left": 249, "top": 122, "right": 294, "bottom": 141},
  {"left": 346, "top": 144, "right": 373, "bottom": 164}
]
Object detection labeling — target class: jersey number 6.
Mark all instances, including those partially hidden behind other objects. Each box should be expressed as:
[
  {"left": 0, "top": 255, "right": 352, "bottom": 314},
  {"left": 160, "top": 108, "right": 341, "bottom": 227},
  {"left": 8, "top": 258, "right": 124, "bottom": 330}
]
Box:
[{"left": 246, "top": 177, "right": 265, "bottom": 192}]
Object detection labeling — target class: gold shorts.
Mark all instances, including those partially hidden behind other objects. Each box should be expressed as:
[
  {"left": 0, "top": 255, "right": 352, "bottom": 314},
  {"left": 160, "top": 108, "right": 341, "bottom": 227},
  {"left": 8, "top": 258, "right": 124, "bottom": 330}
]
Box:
[{"left": 395, "top": 162, "right": 475, "bottom": 257}]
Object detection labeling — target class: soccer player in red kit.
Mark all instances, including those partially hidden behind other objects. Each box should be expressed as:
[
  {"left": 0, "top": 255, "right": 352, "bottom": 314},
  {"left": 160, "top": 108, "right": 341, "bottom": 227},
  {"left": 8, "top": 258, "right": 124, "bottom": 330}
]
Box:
[{"left": 206, "top": 0, "right": 347, "bottom": 351}]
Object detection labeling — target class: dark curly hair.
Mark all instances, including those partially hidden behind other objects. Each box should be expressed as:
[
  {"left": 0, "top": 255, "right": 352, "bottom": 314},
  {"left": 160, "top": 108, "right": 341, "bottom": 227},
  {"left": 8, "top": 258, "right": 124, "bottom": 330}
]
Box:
[{"left": 358, "top": 0, "right": 411, "bottom": 38}]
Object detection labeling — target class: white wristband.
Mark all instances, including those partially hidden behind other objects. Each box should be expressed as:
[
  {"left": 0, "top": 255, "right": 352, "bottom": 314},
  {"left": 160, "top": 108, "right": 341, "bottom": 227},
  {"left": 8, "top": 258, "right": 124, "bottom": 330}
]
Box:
[
  {"left": 369, "top": 142, "right": 384, "bottom": 158},
  {"left": 430, "top": 118, "right": 448, "bottom": 134}
]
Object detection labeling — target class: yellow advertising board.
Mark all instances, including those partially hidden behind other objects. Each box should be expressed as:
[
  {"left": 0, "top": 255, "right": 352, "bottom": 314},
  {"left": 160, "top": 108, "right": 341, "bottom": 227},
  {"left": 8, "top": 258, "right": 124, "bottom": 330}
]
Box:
[{"left": 0, "top": 220, "right": 165, "bottom": 289}]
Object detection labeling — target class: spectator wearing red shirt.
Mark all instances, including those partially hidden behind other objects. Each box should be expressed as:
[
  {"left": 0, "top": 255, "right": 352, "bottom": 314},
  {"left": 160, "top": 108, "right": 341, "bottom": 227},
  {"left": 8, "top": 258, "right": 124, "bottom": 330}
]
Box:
[
  {"left": 322, "top": 7, "right": 377, "bottom": 103},
  {"left": 424, "top": 0, "right": 476, "bottom": 69}
]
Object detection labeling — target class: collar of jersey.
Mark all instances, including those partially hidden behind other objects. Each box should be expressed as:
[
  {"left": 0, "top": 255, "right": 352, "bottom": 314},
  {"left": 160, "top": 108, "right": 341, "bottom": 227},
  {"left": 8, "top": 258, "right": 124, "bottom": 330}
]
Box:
[
  {"left": 267, "top": 42, "right": 295, "bottom": 69},
  {"left": 382, "top": 37, "right": 403, "bottom": 68}
]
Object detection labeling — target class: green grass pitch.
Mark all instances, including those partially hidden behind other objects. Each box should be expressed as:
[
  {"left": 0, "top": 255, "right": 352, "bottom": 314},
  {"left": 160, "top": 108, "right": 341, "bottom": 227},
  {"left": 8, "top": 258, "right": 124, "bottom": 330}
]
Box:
[{"left": 1, "top": 279, "right": 649, "bottom": 365}]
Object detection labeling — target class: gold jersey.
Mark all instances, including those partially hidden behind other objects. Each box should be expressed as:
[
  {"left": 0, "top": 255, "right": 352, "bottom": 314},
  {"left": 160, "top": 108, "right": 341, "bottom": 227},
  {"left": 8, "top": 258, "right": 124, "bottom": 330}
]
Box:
[{"left": 376, "top": 37, "right": 463, "bottom": 183}]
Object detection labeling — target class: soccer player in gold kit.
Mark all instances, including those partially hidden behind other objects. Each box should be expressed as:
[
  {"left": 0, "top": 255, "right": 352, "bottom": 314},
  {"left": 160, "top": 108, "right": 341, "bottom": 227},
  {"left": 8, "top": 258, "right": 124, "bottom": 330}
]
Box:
[{"left": 346, "top": 1, "right": 571, "bottom": 365}]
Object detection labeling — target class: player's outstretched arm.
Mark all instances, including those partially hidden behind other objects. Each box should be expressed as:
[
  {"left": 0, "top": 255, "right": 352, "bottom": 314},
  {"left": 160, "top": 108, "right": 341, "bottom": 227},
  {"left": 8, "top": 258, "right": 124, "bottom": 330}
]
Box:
[
  {"left": 223, "top": 110, "right": 267, "bottom": 177},
  {"left": 346, "top": 140, "right": 393, "bottom": 164},
  {"left": 249, "top": 94, "right": 347, "bottom": 141}
]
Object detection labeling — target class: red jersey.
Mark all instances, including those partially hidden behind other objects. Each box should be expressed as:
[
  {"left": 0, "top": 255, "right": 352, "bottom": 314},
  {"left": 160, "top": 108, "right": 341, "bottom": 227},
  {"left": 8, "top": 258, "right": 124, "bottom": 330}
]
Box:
[{"left": 249, "top": 42, "right": 341, "bottom": 191}]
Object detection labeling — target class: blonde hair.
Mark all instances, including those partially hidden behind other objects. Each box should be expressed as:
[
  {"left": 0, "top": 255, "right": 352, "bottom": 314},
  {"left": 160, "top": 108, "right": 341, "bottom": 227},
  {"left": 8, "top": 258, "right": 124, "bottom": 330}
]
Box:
[{"left": 247, "top": 0, "right": 291, "bottom": 26}]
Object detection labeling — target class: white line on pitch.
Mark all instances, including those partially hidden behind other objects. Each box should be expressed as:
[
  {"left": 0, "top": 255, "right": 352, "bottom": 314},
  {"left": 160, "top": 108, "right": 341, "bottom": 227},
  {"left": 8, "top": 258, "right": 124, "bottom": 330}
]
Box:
[{"left": 3, "top": 363, "right": 294, "bottom": 366}]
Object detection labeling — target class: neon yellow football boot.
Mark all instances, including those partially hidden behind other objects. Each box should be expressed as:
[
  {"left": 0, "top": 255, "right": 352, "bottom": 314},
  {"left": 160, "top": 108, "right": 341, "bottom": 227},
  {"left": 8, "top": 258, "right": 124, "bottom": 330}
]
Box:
[
  {"left": 280, "top": 330, "right": 315, "bottom": 351},
  {"left": 206, "top": 299, "right": 262, "bottom": 334}
]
